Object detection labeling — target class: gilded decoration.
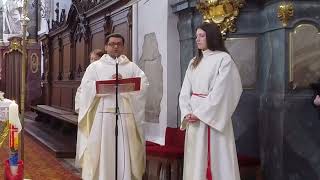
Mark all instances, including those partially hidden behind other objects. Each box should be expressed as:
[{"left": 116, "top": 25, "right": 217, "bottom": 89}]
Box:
[
  {"left": 3, "top": 37, "right": 23, "bottom": 60},
  {"left": 277, "top": 1, "right": 294, "bottom": 27},
  {"left": 196, "top": 0, "right": 245, "bottom": 37},
  {"left": 8, "top": 37, "right": 23, "bottom": 53},
  {"left": 0, "top": 120, "right": 9, "bottom": 147},
  {"left": 30, "top": 53, "right": 39, "bottom": 73}
]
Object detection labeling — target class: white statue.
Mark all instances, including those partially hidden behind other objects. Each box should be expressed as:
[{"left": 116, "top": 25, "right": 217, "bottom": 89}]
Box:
[{"left": 3, "top": 0, "right": 23, "bottom": 34}]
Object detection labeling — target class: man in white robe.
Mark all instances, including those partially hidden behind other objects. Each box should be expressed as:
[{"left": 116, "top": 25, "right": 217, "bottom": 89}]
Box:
[
  {"left": 76, "top": 33, "right": 149, "bottom": 180},
  {"left": 179, "top": 50, "right": 243, "bottom": 180}
]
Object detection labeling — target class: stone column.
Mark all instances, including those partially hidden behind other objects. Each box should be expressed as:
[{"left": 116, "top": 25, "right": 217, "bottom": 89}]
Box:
[
  {"left": 171, "top": 0, "right": 200, "bottom": 81},
  {"left": 27, "top": 0, "right": 39, "bottom": 41}
]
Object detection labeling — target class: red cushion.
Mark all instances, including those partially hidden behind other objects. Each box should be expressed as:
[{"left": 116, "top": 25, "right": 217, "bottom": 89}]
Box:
[
  {"left": 237, "top": 155, "right": 260, "bottom": 167},
  {"left": 146, "top": 145, "right": 184, "bottom": 158},
  {"left": 165, "top": 127, "right": 185, "bottom": 147},
  {"left": 146, "top": 128, "right": 185, "bottom": 158}
]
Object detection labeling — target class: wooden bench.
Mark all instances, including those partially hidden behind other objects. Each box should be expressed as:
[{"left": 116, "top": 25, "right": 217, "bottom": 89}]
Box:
[
  {"left": 25, "top": 105, "right": 78, "bottom": 158},
  {"left": 31, "top": 105, "right": 78, "bottom": 125}
]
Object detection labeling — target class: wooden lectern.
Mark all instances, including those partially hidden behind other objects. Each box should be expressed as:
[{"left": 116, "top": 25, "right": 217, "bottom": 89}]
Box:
[{"left": 96, "top": 77, "right": 141, "bottom": 96}]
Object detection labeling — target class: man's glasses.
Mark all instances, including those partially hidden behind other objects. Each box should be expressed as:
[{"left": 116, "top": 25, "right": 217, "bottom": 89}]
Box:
[{"left": 107, "top": 42, "right": 123, "bottom": 48}]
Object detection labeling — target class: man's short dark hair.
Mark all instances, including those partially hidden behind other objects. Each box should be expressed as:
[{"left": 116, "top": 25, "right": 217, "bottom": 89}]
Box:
[{"left": 105, "top": 33, "right": 125, "bottom": 45}]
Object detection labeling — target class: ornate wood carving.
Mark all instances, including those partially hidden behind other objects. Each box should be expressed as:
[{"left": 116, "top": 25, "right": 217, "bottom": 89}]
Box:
[
  {"left": 40, "top": 0, "right": 131, "bottom": 111},
  {"left": 104, "top": 15, "right": 113, "bottom": 36},
  {"left": 69, "top": 32, "right": 75, "bottom": 80},
  {"left": 58, "top": 37, "right": 63, "bottom": 80},
  {"left": 41, "top": 35, "right": 50, "bottom": 81},
  {"left": 72, "top": 15, "right": 91, "bottom": 42},
  {"left": 4, "top": 37, "right": 23, "bottom": 55}
]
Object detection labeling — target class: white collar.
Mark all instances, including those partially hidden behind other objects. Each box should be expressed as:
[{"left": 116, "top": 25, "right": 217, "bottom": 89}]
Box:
[{"left": 101, "top": 54, "right": 130, "bottom": 65}]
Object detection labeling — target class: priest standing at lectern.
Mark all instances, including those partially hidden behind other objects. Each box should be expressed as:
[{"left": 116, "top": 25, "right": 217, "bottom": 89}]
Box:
[{"left": 76, "top": 33, "right": 149, "bottom": 180}]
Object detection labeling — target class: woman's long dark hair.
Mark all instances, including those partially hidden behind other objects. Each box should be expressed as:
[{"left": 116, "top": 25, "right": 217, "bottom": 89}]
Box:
[{"left": 192, "top": 22, "right": 228, "bottom": 68}]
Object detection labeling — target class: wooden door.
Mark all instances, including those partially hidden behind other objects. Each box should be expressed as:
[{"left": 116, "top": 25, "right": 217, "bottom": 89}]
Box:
[{"left": 3, "top": 51, "right": 22, "bottom": 105}]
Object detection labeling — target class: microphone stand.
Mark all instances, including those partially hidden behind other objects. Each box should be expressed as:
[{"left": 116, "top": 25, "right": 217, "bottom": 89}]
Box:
[{"left": 115, "top": 57, "right": 119, "bottom": 180}]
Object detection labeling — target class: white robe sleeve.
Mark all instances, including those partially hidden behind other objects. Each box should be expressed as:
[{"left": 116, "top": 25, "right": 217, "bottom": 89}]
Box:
[
  {"left": 74, "top": 87, "right": 81, "bottom": 113},
  {"left": 179, "top": 61, "right": 193, "bottom": 130},
  {"left": 123, "top": 62, "right": 149, "bottom": 137},
  {"left": 131, "top": 63, "right": 149, "bottom": 121},
  {"left": 193, "top": 55, "right": 243, "bottom": 132},
  {"left": 77, "top": 64, "right": 99, "bottom": 123},
  {"left": 75, "top": 63, "right": 100, "bottom": 167}
]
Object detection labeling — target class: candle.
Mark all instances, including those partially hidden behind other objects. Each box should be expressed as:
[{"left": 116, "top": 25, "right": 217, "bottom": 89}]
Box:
[{"left": 8, "top": 101, "right": 21, "bottom": 151}]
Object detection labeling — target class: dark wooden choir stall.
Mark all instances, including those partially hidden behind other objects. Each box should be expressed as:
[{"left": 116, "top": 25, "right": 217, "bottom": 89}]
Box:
[{"left": 25, "top": 0, "right": 132, "bottom": 158}]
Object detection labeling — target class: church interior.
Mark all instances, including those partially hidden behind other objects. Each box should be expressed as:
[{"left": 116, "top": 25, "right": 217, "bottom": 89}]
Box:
[{"left": 0, "top": 0, "right": 320, "bottom": 179}]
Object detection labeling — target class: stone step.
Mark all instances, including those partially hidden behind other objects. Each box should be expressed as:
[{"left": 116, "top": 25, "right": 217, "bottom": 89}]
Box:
[{"left": 24, "top": 119, "right": 76, "bottom": 158}]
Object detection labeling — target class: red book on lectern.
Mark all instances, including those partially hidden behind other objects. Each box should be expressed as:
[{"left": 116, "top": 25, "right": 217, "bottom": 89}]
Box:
[{"left": 96, "top": 77, "right": 141, "bottom": 96}]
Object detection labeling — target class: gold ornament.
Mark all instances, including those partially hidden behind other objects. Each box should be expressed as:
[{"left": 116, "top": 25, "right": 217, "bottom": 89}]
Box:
[
  {"left": 278, "top": 1, "right": 294, "bottom": 27},
  {"left": 0, "top": 120, "right": 9, "bottom": 147},
  {"left": 196, "top": 0, "right": 245, "bottom": 37}
]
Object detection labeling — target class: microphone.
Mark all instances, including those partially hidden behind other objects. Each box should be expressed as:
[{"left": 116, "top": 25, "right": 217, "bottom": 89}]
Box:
[{"left": 114, "top": 56, "right": 120, "bottom": 180}]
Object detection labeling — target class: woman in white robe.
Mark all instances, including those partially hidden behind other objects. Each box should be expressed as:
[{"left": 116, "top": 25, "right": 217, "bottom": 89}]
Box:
[{"left": 179, "top": 22, "right": 243, "bottom": 180}]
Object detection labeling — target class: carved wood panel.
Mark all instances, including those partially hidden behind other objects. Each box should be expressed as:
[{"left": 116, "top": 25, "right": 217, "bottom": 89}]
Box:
[
  {"left": 50, "top": 81, "right": 80, "bottom": 111},
  {"left": 52, "top": 42, "right": 60, "bottom": 81},
  {"left": 40, "top": 0, "right": 131, "bottom": 111},
  {"left": 61, "top": 87, "right": 73, "bottom": 110},
  {"left": 1, "top": 37, "right": 42, "bottom": 109},
  {"left": 4, "top": 52, "right": 22, "bottom": 105},
  {"left": 107, "top": 7, "right": 132, "bottom": 59},
  {"left": 91, "top": 16, "right": 106, "bottom": 51},
  {"left": 75, "top": 40, "right": 86, "bottom": 78},
  {"left": 92, "top": 31, "right": 105, "bottom": 51},
  {"left": 27, "top": 44, "right": 42, "bottom": 107},
  {"left": 51, "top": 86, "right": 61, "bottom": 108},
  {"left": 63, "top": 35, "right": 72, "bottom": 80}
]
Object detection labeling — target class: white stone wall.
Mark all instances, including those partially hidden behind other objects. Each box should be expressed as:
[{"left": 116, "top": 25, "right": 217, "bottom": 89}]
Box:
[{"left": 134, "top": 0, "right": 180, "bottom": 145}]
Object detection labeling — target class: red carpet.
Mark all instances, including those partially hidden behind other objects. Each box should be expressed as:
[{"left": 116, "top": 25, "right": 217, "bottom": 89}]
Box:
[{"left": 0, "top": 133, "right": 80, "bottom": 180}]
